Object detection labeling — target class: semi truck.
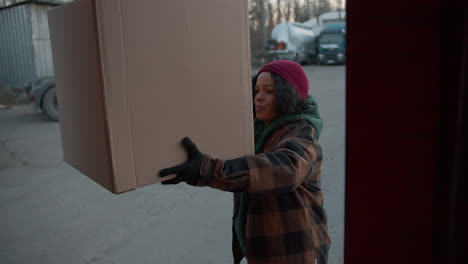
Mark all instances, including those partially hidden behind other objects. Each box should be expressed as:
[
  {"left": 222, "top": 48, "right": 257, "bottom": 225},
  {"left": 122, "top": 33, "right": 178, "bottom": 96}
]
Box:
[
  {"left": 265, "top": 22, "right": 317, "bottom": 64},
  {"left": 316, "top": 22, "right": 346, "bottom": 65}
]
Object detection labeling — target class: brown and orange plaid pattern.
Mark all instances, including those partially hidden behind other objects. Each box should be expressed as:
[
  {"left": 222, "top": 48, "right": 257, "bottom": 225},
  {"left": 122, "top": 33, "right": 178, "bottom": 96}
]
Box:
[{"left": 198, "top": 119, "right": 330, "bottom": 264}]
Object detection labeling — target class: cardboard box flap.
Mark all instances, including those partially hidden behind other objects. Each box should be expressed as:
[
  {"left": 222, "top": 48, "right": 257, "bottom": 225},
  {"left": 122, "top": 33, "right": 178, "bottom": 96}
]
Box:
[
  {"left": 48, "top": 0, "right": 127, "bottom": 193},
  {"left": 95, "top": 0, "right": 137, "bottom": 192}
]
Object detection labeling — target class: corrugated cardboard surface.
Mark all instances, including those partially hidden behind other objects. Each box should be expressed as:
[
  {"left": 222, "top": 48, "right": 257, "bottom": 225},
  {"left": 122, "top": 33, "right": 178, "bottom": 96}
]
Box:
[
  {"left": 94, "top": 0, "right": 137, "bottom": 192},
  {"left": 48, "top": 0, "right": 116, "bottom": 192},
  {"left": 49, "top": 0, "right": 254, "bottom": 194}
]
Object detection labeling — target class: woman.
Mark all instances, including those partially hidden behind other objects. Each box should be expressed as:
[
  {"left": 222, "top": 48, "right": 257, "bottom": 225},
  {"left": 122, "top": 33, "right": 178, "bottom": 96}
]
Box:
[{"left": 160, "top": 60, "right": 330, "bottom": 264}]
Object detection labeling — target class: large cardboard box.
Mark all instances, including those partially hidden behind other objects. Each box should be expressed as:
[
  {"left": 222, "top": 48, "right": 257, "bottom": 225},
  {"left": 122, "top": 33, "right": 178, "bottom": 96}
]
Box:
[{"left": 48, "top": 0, "right": 254, "bottom": 194}]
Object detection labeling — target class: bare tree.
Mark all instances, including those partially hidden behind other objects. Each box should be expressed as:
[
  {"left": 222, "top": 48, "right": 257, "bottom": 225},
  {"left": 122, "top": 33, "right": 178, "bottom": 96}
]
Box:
[
  {"left": 284, "top": 0, "right": 292, "bottom": 21},
  {"left": 259, "top": 0, "right": 266, "bottom": 49},
  {"left": 305, "top": 0, "right": 312, "bottom": 20},
  {"left": 249, "top": 0, "right": 261, "bottom": 31},
  {"left": 318, "top": 0, "right": 332, "bottom": 15},
  {"left": 293, "top": 0, "right": 300, "bottom": 22},
  {"left": 312, "top": 0, "right": 320, "bottom": 24},
  {"left": 310, "top": 0, "right": 332, "bottom": 25},
  {"left": 267, "top": 1, "right": 275, "bottom": 36},
  {"left": 248, "top": 0, "right": 263, "bottom": 53},
  {"left": 276, "top": 0, "right": 282, "bottom": 24},
  {"left": 292, "top": 0, "right": 311, "bottom": 23},
  {"left": 249, "top": 0, "right": 267, "bottom": 51}
]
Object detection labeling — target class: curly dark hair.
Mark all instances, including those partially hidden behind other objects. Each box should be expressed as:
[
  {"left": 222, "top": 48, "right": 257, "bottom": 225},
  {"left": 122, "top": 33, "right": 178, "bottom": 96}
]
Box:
[{"left": 252, "top": 72, "right": 311, "bottom": 118}]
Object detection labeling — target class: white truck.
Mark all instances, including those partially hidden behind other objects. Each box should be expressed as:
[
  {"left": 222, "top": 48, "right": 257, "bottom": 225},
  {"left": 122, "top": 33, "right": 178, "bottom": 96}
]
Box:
[{"left": 265, "top": 22, "right": 319, "bottom": 64}]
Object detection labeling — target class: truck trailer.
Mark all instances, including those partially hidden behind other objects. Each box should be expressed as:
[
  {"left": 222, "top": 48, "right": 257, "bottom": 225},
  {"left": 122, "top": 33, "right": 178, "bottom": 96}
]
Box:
[{"left": 265, "top": 22, "right": 317, "bottom": 65}]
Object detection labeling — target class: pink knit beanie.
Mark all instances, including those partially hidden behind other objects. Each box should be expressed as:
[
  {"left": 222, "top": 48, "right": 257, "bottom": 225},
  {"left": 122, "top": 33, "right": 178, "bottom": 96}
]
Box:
[{"left": 258, "top": 60, "right": 309, "bottom": 99}]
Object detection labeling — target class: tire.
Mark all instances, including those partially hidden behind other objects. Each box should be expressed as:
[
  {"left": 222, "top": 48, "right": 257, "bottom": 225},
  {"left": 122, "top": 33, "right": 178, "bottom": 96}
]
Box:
[
  {"left": 42, "top": 87, "right": 59, "bottom": 121},
  {"left": 317, "top": 58, "right": 322, "bottom": 66},
  {"left": 295, "top": 53, "right": 302, "bottom": 64}
]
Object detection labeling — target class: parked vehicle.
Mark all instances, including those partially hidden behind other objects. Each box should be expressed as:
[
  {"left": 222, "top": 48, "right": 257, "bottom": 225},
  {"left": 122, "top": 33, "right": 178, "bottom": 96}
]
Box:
[
  {"left": 23, "top": 77, "right": 59, "bottom": 121},
  {"left": 265, "top": 22, "right": 317, "bottom": 64},
  {"left": 317, "top": 22, "right": 346, "bottom": 65}
]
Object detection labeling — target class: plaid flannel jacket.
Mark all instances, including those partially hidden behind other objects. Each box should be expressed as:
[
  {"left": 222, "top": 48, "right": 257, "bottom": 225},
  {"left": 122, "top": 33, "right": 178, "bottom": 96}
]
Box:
[{"left": 198, "top": 119, "right": 330, "bottom": 264}]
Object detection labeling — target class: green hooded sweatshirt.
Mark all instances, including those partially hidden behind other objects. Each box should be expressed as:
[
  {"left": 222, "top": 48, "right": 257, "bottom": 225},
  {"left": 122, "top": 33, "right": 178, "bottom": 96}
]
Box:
[{"left": 233, "top": 95, "right": 323, "bottom": 257}]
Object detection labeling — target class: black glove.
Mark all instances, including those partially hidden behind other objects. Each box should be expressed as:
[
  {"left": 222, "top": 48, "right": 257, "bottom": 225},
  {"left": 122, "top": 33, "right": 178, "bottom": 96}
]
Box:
[{"left": 159, "top": 137, "right": 203, "bottom": 186}]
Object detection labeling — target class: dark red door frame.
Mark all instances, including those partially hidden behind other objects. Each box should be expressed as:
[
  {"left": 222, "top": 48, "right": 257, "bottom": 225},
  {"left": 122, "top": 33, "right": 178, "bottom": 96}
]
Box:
[{"left": 344, "top": 0, "right": 467, "bottom": 263}]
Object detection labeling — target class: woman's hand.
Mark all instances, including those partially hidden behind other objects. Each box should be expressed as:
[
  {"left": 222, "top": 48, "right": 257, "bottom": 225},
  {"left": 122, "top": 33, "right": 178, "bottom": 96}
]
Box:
[{"left": 159, "top": 137, "right": 203, "bottom": 186}]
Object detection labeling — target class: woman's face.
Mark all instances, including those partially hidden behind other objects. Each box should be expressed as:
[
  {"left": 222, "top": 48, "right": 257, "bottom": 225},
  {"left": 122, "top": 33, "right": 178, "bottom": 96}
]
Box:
[{"left": 254, "top": 72, "right": 279, "bottom": 125}]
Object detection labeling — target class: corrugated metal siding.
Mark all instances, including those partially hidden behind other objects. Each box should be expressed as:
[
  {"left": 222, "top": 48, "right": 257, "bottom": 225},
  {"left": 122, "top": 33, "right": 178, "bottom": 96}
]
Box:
[
  {"left": 0, "top": 4, "right": 35, "bottom": 89},
  {"left": 31, "top": 3, "right": 54, "bottom": 78},
  {"left": 0, "top": 1, "right": 71, "bottom": 9},
  {"left": 0, "top": 3, "right": 56, "bottom": 89}
]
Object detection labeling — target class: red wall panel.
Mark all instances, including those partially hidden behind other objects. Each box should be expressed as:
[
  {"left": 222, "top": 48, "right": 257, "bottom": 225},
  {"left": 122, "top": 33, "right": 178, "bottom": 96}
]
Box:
[{"left": 345, "top": 0, "right": 441, "bottom": 263}]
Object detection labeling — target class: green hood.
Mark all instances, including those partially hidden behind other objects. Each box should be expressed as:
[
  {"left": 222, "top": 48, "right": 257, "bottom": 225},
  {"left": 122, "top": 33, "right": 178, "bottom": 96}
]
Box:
[{"left": 254, "top": 95, "right": 323, "bottom": 154}]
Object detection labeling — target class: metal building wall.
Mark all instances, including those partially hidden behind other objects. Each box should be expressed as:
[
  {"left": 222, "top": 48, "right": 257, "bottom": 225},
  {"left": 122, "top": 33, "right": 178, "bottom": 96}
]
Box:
[
  {"left": 30, "top": 4, "right": 54, "bottom": 79},
  {"left": 0, "top": 4, "right": 35, "bottom": 89},
  {"left": 0, "top": 3, "right": 56, "bottom": 89}
]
